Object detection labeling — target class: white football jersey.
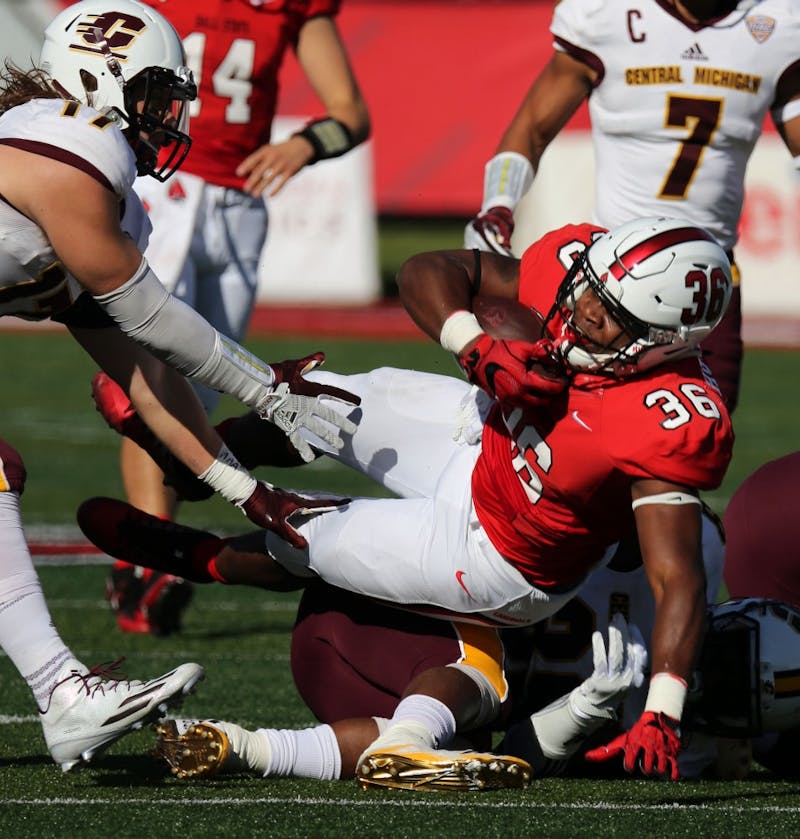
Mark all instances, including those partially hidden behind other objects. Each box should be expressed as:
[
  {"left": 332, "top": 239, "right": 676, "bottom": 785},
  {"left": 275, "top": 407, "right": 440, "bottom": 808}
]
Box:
[
  {"left": 552, "top": 0, "right": 800, "bottom": 249},
  {"left": 0, "top": 98, "right": 150, "bottom": 321}
]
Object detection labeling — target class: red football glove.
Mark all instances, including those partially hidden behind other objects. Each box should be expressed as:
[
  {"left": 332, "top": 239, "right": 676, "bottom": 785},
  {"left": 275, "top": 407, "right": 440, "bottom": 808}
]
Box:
[
  {"left": 457, "top": 334, "right": 568, "bottom": 409},
  {"left": 584, "top": 711, "right": 682, "bottom": 781},
  {"left": 465, "top": 206, "right": 515, "bottom": 256},
  {"left": 240, "top": 480, "right": 349, "bottom": 550}
]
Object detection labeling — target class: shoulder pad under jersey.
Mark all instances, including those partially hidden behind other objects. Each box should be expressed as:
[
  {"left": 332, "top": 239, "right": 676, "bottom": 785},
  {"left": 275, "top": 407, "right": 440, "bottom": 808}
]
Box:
[{"left": 0, "top": 98, "right": 136, "bottom": 197}]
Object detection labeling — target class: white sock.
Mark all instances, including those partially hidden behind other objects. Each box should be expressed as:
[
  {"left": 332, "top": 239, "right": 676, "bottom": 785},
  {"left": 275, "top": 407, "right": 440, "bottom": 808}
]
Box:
[
  {"left": 0, "top": 492, "right": 80, "bottom": 709},
  {"left": 261, "top": 724, "right": 342, "bottom": 779},
  {"left": 387, "top": 695, "right": 456, "bottom": 748}
]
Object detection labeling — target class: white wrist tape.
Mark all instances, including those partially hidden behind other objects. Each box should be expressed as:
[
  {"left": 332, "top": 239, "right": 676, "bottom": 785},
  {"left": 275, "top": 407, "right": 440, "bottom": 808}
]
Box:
[
  {"left": 482, "top": 152, "right": 535, "bottom": 212},
  {"left": 94, "top": 258, "right": 275, "bottom": 408},
  {"left": 530, "top": 695, "right": 609, "bottom": 760},
  {"left": 774, "top": 98, "right": 800, "bottom": 126},
  {"left": 644, "top": 672, "right": 687, "bottom": 720},
  {"left": 794, "top": 154, "right": 800, "bottom": 172},
  {"left": 439, "top": 310, "right": 485, "bottom": 354},
  {"left": 197, "top": 443, "right": 257, "bottom": 505},
  {"left": 631, "top": 492, "right": 701, "bottom": 510}
]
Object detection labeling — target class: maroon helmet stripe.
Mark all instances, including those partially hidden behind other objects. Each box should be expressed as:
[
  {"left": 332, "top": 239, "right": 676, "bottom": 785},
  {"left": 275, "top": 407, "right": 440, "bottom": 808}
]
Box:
[{"left": 607, "top": 227, "right": 716, "bottom": 279}]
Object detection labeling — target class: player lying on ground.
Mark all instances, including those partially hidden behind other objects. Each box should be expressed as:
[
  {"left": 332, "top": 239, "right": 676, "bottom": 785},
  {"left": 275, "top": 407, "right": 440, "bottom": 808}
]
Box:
[{"left": 151, "top": 610, "right": 644, "bottom": 791}]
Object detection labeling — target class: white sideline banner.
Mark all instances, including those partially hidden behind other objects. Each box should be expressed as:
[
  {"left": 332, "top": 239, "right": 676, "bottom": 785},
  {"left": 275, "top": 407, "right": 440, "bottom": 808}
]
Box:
[
  {"left": 513, "top": 133, "right": 800, "bottom": 318},
  {"left": 257, "top": 116, "right": 380, "bottom": 304}
]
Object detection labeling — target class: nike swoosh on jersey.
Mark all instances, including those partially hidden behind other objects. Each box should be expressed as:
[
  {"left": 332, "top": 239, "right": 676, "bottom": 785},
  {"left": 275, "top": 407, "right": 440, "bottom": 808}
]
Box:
[
  {"left": 571, "top": 410, "right": 592, "bottom": 431},
  {"left": 455, "top": 570, "right": 475, "bottom": 601}
]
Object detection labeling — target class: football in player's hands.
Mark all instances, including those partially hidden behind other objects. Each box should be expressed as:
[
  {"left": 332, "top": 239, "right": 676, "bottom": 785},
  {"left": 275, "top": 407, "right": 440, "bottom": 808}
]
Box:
[{"left": 471, "top": 296, "right": 566, "bottom": 382}]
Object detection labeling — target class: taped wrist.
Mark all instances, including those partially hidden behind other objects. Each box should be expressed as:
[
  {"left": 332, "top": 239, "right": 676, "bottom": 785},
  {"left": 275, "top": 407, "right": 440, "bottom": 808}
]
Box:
[
  {"left": 197, "top": 443, "right": 257, "bottom": 506},
  {"left": 439, "top": 310, "right": 485, "bottom": 354},
  {"left": 481, "top": 151, "right": 534, "bottom": 212},
  {"left": 530, "top": 694, "right": 610, "bottom": 760},
  {"left": 295, "top": 117, "right": 354, "bottom": 163},
  {"left": 644, "top": 672, "right": 687, "bottom": 721},
  {"left": 94, "top": 258, "right": 275, "bottom": 408}
]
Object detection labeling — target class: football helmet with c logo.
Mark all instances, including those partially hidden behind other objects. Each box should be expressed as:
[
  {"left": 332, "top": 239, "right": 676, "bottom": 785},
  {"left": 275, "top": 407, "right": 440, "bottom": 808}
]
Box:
[{"left": 40, "top": 0, "right": 196, "bottom": 180}]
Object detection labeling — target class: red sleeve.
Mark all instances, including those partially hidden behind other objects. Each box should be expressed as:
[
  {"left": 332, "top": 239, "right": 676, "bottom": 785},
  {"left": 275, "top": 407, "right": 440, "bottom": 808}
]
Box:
[
  {"left": 601, "top": 362, "right": 733, "bottom": 490},
  {"left": 517, "top": 223, "right": 605, "bottom": 317},
  {"left": 306, "top": 0, "right": 340, "bottom": 18}
]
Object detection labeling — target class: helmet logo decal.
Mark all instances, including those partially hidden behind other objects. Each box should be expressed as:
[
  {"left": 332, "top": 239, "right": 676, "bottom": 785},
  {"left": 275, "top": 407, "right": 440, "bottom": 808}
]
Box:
[
  {"left": 607, "top": 226, "right": 717, "bottom": 280},
  {"left": 71, "top": 13, "right": 147, "bottom": 62}
]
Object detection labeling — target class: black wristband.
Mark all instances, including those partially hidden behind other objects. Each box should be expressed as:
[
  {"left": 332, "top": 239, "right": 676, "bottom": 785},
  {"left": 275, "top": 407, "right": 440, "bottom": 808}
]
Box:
[{"left": 295, "top": 117, "right": 355, "bottom": 163}]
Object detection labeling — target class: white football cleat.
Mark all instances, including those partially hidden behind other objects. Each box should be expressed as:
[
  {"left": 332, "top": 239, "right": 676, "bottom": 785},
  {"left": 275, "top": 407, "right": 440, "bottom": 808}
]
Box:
[
  {"left": 40, "top": 660, "right": 205, "bottom": 772},
  {"left": 356, "top": 723, "right": 532, "bottom": 792}
]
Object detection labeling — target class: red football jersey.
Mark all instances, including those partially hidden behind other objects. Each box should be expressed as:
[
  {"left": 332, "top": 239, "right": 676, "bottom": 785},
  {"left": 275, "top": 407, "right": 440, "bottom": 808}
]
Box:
[
  {"left": 471, "top": 223, "right": 734, "bottom": 588},
  {"left": 139, "top": 0, "right": 340, "bottom": 189}
]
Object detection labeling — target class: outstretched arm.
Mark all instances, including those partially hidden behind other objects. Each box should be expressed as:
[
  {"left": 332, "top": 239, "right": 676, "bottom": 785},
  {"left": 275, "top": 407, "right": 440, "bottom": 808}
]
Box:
[
  {"left": 586, "top": 479, "right": 707, "bottom": 780},
  {"left": 238, "top": 15, "right": 370, "bottom": 197},
  {"left": 466, "top": 51, "right": 595, "bottom": 254}
]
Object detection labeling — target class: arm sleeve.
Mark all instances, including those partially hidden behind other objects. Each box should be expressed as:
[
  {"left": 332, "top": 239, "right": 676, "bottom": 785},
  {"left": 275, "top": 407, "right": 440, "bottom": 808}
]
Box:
[{"left": 93, "top": 259, "right": 275, "bottom": 408}]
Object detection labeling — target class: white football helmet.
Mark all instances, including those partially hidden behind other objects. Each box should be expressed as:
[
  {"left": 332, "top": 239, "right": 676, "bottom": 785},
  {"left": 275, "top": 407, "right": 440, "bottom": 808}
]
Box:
[
  {"left": 39, "top": 0, "right": 196, "bottom": 180},
  {"left": 545, "top": 217, "right": 732, "bottom": 376},
  {"left": 687, "top": 599, "right": 800, "bottom": 736}
]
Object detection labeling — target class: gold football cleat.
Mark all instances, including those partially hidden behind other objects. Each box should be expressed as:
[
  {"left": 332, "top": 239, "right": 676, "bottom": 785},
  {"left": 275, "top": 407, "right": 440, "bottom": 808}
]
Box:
[
  {"left": 154, "top": 720, "right": 230, "bottom": 779},
  {"left": 357, "top": 745, "right": 532, "bottom": 792}
]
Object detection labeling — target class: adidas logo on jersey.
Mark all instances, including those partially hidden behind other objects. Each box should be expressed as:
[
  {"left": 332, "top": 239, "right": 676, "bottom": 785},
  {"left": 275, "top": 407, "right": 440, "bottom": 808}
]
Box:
[{"left": 681, "top": 43, "right": 707, "bottom": 61}]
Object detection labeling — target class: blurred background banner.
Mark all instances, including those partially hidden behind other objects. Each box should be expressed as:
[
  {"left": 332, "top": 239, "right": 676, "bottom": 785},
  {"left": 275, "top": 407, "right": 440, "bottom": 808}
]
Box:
[{"left": 2, "top": 0, "right": 798, "bottom": 317}]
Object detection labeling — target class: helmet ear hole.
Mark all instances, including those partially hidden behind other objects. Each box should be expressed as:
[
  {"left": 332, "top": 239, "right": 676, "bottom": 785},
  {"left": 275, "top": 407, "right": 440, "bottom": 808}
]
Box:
[{"left": 78, "top": 67, "right": 99, "bottom": 98}]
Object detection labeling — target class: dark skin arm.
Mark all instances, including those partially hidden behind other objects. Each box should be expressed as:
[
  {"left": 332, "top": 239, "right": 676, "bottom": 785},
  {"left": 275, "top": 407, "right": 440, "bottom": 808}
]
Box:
[
  {"left": 632, "top": 478, "right": 707, "bottom": 684},
  {"left": 396, "top": 249, "right": 522, "bottom": 344}
]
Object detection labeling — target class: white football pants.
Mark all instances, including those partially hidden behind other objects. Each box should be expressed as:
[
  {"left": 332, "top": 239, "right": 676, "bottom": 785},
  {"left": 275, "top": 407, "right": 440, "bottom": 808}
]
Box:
[{"left": 263, "top": 367, "right": 589, "bottom": 627}]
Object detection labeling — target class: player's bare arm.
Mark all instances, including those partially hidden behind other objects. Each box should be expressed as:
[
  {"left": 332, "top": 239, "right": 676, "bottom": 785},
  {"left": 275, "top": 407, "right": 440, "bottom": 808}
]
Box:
[
  {"left": 774, "top": 102, "right": 800, "bottom": 159},
  {"left": 632, "top": 477, "right": 707, "bottom": 684},
  {"left": 396, "top": 250, "right": 522, "bottom": 342},
  {"left": 496, "top": 50, "right": 595, "bottom": 168},
  {"left": 5, "top": 150, "right": 142, "bottom": 296},
  {"left": 237, "top": 16, "right": 369, "bottom": 197}
]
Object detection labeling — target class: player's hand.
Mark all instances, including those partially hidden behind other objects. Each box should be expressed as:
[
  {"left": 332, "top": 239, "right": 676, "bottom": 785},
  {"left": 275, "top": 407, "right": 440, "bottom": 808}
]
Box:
[
  {"left": 464, "top": 206, "right": 515, "bottom": 256},
  {"left": 239, "top": 480, "right": 349, "bottom": 550},
  {"left": 584, "top": 711, "right": 682, "bottom": 780},
  {"left": 257, "top": 353, "right": 361, "bottom": 463},
  {"left": 457, "top": 334, "right": 568, "bottom": 409},
  {"left": 570, "top": 613, "right": 648, "bottom": 720},
  {"left": 236, "top": 137, "right": 312, "bottom": 197}
]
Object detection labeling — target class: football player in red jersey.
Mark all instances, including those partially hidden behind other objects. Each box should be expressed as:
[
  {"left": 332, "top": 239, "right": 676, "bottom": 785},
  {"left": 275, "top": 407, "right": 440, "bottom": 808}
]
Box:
[
  {"left": 76, "top": 0, "right": 370, "bottom": 633},
  {"left": 465, "top": 0, "right": 800, "bottom": 415},
  {"left": 79, "top": 216, "right": 734, "bottom": 783}
]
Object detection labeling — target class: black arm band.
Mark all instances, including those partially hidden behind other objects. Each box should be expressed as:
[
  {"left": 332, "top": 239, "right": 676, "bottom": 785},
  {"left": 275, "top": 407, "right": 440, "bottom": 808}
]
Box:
[
  {"left": 295, "top": 117, "right": 355, "bottom": 163},
  {"left": 471, "top": 248, "right": 483, "bottom": 295}
]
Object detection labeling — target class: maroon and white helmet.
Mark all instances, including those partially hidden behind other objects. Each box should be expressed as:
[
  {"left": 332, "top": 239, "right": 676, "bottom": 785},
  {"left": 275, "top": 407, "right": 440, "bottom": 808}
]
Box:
[
  {"left": 39, "top": 0, "right": 196, "bottom": 180},
  {"left": 546, "top": 217, "right": 732, "bottom": 375}
]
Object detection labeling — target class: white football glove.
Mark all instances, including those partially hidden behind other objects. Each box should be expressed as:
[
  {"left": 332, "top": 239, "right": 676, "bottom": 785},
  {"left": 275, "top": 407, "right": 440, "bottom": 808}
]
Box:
[
  {"left": 569, "top": 612, "right": 648, "bottom": 721},
  {"left": 255, "top": 353, "right": 360, "bottom": 463}
]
